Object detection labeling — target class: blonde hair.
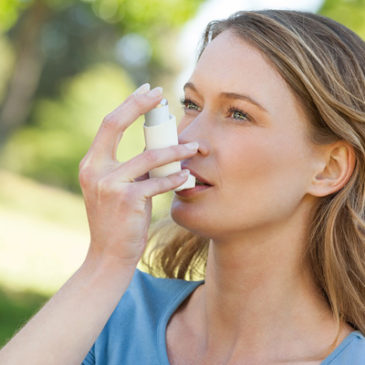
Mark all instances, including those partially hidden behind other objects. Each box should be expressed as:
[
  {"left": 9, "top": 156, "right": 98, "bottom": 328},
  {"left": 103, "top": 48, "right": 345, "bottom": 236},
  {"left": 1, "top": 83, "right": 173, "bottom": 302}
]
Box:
[{"left": 142, "top": 10, "right": 365, "bottom": 339}]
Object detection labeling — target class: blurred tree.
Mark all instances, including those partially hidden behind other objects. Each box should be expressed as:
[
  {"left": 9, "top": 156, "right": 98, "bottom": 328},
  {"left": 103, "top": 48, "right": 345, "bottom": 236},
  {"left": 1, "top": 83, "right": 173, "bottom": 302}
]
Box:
[
  {"left": 0, "top": 0, "right": 205, "bottom": 146},
  {"left": 0, "top": 0, "right": 52, "bottom": 146},
  {"left": 1, "top": 63, "right": 135, "bottom": 191},
  {"left": 320, "top": 0, "right": 365, "bottom": 38}
]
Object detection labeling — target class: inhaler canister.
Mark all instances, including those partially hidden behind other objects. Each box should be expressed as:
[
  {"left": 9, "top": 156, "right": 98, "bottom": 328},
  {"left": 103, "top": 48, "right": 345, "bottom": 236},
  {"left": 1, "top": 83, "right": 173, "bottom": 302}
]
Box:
[{"left": 143, "top": 98, "right": 195, "bottom": 191}]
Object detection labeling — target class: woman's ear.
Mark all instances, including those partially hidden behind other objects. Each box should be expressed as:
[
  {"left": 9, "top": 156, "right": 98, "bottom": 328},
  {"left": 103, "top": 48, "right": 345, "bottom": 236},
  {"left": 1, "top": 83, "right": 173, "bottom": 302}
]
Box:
[{"left": 308, "top": 141, "right": 356, "bottom": 197}]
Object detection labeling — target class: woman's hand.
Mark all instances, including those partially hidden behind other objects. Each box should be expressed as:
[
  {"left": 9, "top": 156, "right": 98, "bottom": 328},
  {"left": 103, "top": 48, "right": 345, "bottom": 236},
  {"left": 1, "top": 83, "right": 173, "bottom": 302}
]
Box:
[
  {"left": 79, "top": 84, "right": 198, "bottom": 266},
  {"left": 0, "top": 84, "right": 200, "bottom": 365}
]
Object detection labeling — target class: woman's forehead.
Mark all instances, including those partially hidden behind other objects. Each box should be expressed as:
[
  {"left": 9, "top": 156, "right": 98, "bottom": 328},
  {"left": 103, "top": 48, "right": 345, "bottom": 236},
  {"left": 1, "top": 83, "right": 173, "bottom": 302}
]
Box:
[{"left": 190, "top": 30, "right": 294, "bottom": 112}]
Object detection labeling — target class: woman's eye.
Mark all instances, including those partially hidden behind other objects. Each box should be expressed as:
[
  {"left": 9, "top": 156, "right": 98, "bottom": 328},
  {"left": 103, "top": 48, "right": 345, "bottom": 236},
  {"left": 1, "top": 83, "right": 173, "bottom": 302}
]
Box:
[
  {"left": 228, "top": 107, "right": 250, "bottom": 122},
  {"left": 179, "top": 98, "right": 251, "bottom": 122},
  {"left": 180, "top": 98, "right": 200, "bottom": 111}
]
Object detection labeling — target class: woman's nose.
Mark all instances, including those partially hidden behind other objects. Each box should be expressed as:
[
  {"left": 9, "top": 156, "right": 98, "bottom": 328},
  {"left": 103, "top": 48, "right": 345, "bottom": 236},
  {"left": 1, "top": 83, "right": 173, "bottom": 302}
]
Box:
[{"left": 178, "top": 116, "right": 210, "bottom": 156}]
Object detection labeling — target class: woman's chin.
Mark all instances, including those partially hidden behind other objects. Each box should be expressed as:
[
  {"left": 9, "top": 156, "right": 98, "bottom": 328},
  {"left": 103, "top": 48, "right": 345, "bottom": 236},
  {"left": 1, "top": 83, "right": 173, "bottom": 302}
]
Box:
[
  {"left": 170, "top": 202, "right": 212, "bottom": 238},
  {"left": 170, "top": 198, "right": 199, "bottom": 222},
  {"left": 170, "top": 203, "right": 195, "bottom": 228}
]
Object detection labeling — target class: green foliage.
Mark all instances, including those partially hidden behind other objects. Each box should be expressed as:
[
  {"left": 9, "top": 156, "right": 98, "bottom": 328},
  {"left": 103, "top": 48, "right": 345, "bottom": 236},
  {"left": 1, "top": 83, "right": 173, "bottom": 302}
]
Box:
[
  {"left": 0, "top": 36, "right": 14, "bottom": 101},
  {"left": 0, "top": 0, "right": 204, "bottom": 32},
  {"left": 0, "top": 0, "right": 205, "bottom": 190},
  {"left": 97, "top": 0, "right": 203, "bottom": 32},
  {"left": 320, "top": 0, "right": 365, "bottom": 38},
  {"left": 1, "top": 63, "right": 137, "bottom": 192},
  {"left": 0, "top": 0, "right": 30, "bottom": 31}
]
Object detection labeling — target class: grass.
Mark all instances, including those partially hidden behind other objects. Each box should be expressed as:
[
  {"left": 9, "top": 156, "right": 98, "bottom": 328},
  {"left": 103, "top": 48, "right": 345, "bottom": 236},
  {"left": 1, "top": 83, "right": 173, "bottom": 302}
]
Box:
[
  {"left": 0, "top": 169, "right": 90, "bottom": 295},
  {"left": 0, "top": 169, "right": 90, "bottom": 346},
  {"left": 0, "top": 169, "right": 89, "bottom": 232}
]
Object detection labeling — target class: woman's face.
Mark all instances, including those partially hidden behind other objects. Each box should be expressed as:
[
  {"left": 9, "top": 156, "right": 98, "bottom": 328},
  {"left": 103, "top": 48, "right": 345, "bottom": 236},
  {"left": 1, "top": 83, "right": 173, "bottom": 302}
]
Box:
[{"left": 171, "top": 30, "right": 320, "bottom": 239}]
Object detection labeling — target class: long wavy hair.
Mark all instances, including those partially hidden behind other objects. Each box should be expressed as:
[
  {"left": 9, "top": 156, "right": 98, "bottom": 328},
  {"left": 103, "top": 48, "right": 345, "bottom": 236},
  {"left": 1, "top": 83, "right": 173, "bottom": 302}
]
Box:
[{"left": 141, "top": 10, "right": 365, "bottom": 340}]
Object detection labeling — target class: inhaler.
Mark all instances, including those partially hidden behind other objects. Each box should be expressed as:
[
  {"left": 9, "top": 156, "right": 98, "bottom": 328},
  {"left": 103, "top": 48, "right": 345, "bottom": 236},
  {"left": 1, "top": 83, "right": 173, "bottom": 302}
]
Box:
[{"left": 143, "top": 98, "right": 196, "bottom": 191}]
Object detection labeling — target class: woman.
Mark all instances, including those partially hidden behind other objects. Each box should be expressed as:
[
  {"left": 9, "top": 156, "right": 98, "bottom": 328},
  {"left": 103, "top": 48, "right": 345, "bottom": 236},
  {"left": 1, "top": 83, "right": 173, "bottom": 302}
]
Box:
[{"left": 0, "top": 10, "right": 364, "bottom": 365}]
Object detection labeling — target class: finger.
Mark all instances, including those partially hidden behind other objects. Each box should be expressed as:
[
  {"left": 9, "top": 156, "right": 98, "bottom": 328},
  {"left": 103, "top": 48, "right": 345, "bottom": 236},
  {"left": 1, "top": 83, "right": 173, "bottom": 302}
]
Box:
[
  {"left": 135, "top": 172, "right": 149, "bottom": 182},
  {"left": 88, "top": 85, "right": 163, "bottom": 162},
  {"left": 114, "top": 142, "right": 199, "bottom": 182},
  {"left": 136, "top": 169, "right": 191, "bottom": 198},
  {"left": 134, "top": 147, "right": 149, "bottom": 182}
]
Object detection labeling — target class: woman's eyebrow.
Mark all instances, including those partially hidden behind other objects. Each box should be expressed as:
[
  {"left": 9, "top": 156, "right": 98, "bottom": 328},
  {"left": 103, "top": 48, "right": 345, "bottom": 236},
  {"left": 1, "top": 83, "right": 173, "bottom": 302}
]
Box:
[{"left": 183, "top": 82, "right": 268, "bottom": 113}]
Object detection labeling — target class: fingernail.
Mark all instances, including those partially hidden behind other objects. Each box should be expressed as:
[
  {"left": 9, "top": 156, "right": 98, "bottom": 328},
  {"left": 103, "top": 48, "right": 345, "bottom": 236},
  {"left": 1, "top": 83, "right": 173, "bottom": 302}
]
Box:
[
  {"left": 148, "top": 86, "right": 163, "bottom": 98},
  {"left": 184, "top": 142, "right": 199, "bottom": 150},
  {"left": 133, "top": 83, "right": 150, "bottom": 95},
  {"left": 179, "top": 169, "right": 190, "bottom": 176}
]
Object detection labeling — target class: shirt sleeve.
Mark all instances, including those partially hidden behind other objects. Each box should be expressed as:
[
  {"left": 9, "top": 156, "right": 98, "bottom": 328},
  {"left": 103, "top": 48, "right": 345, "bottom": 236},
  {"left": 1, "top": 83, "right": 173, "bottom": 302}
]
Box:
[{"left": 81, "top": 344, "right": 95, "bottom": 365}]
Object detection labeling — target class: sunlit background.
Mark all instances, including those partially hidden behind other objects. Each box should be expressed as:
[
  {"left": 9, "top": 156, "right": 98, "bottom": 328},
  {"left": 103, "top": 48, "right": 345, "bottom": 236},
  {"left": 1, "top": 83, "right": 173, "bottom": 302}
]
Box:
[{"left": 0, "top": 0, "right": 364, "bottom": 346}]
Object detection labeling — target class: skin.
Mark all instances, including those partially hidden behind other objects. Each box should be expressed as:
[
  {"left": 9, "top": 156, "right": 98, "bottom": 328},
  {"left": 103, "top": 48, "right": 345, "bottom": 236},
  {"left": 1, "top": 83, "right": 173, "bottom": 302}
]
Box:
[{"left": 168, "top": 30, "right": 355, "bottom": 364}]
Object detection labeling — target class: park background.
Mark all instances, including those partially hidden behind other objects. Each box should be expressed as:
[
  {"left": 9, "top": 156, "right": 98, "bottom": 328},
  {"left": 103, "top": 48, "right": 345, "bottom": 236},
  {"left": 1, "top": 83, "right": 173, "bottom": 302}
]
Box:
[{"left": 0, "top": 0, "right": 364, "bottom": 347}]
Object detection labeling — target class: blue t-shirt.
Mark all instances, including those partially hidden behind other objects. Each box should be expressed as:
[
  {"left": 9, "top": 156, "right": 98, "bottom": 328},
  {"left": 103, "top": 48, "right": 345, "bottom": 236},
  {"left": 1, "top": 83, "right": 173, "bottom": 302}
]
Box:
[{"left": 82, "top": 269, "right": 365, "bottom": 364}]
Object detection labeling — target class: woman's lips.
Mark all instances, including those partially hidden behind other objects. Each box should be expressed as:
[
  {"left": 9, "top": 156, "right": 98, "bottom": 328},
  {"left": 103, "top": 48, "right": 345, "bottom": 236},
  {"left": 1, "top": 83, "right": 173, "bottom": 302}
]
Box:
[
  {"left": 181, "top": 166, "right": 213, "bottom": 186},
  {"left": 174, "top": 184, "right": 213, "bottom": 198},
  {"left": 177, "top": 165, "right": 214, "bottom": 197}
]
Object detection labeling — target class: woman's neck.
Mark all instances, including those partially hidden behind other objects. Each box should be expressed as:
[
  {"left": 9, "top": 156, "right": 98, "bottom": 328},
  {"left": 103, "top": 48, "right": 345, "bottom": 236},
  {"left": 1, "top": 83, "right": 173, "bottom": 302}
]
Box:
[{"left": 184, "top": 212, "right": 348, "bottom": 362}]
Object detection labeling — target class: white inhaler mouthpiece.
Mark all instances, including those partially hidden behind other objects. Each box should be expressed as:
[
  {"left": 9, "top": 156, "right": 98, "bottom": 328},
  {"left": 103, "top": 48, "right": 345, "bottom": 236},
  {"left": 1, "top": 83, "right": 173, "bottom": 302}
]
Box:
[{"left": 144, "top": 98, "right": 195, "bottom": 191}]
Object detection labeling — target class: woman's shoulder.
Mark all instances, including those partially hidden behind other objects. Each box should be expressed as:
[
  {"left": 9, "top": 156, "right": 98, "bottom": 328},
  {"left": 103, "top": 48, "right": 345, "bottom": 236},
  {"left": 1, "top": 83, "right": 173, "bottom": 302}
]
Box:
[
  {"left": 101, "top": 268, "right": 203, "bottom": 334},
  {"left": 114, "top": 268, "right": 202, "bottom": 314},
  {"left": 82, "top": 269, "right": 203, "bottom": 365},
  {"left": 322, "top": 331, "right": 365, "bottom": 364}
]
